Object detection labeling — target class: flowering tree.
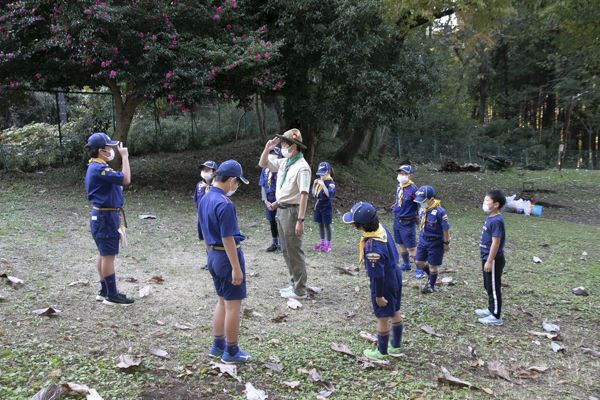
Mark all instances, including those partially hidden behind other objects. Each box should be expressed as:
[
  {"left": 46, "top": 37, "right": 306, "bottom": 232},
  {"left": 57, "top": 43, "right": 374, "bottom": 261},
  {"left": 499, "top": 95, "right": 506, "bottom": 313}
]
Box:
[{"left": 0, "top": 0, "right": 280, "bottom": 143}]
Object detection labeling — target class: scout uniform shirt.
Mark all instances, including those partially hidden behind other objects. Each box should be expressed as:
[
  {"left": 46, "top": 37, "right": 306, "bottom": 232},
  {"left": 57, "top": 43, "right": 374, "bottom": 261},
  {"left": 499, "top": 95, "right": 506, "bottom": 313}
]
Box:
[
  {"left": 418, "top": 202, "right": 450, "bottom": 242},
  {"left": 258, "top": 168, "right": 278, "bottom": 199},
  {"left": 85, "top": 158, "right": 125, "bottom": 208},
  {"left": 267, "top": 156, "right": 311, "bottom": 205},
  {"left": 197, "top": 186, "right": 246, "bottom": 247},
  {"left": 393, "top": 182, "right": 418, "bottom": 219}
]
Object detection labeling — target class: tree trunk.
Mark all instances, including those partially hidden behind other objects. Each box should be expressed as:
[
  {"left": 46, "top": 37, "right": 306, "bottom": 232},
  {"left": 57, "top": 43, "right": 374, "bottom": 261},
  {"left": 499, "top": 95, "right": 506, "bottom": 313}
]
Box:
[
  {"left": 558, "top": 100, "right": 575, "bottom": 170},
  {"left": 333, "top": 122, "right": 372, "bottom": 165},
  {"left": 263, "top": 94, "right": 284, "bottom": 134},
  {"left": 359, "top": 127, "right": 375, "bottom": 158},
  {"left": 477, "top": 48, "right": 490, "bottom": 125},
  {"left": 107, "top": 81, "right": 142, "bottom": 145},
  {"left": 254, "top": 93, "right": 267, "bottom": 141}
]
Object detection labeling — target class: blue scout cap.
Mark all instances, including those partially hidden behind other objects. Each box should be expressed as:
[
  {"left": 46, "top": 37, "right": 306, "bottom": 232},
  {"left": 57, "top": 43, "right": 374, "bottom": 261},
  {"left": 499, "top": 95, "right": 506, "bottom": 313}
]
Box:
[
  {"left": 270, "top": 147, "right": 282, "bottom": 157},
  {"left": 316, "top": 162, "right": 331, "bottom": 176},
  {"left": 414, "top": 185, "right": 436, "bottom": 203},
  {"left": 200, "top": 160, "right": 218, "bottom": 170},
  {"left": 87, "top": 132, "right": 119, "bottom": 148},
  {"left": 397, "top": 164, "right": 413, "bottom": 174},
  {"left": 216, "top": 160, "right": 249, "bottom": 184},
  {"left": 343, "top": 201, "right": 377, "bottom": 225}
]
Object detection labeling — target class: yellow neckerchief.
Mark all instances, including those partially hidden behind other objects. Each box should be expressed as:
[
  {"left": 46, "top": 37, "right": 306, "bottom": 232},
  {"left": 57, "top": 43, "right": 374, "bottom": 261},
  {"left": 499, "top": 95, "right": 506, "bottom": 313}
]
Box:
[
  {"left": 267, "top": 170, "right": 273, "bottom": 187},
  {"left": 88, "top": 157, "right": 107, "bottom": 165},
  {"left": 313, "top": 173, "right": 332, "bottom": 196},
  {"left": 359, "top": 224, "right": 387, "bottom": 264},
  {"left": 420, "top": 199, "right": 441, "bottom": 230},
  {"left": 397, "top": 180, "right": 414, "bottom": 205}
]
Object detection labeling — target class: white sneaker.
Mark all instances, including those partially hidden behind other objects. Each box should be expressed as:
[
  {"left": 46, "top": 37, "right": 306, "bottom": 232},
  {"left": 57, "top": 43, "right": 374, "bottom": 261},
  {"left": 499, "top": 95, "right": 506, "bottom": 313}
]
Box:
[
  {"left": 281, "top": 290, "right": 307, "bottom": 300},
  {"left": 478, "top": 314, "right": 503, "bottom": 325},
  {"left": 279, "top": 287, "right": 295, "bottom": 297},
  {"left": 279, "top": 285, "right": 293, "bottom": 292},
  {"left": 475, "top": 308, "right": 491, "bottom": 317}
]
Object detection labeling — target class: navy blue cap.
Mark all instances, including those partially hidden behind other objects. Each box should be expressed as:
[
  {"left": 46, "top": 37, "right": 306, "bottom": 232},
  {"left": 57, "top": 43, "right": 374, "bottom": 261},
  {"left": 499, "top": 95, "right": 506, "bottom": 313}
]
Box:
[
  {"left": 397, "top": 164, "right": 413, "bottom": 174},
  {"left": 86, "top": 132, "right": 119, "bottom": 148},
  {"left": 317, "top": 162, "right": 331, "bottom": 176},
  {"left": 216, "top": 160, "right": 249, "bottom": 184},
  {"left": 342, "top": 201, "right": 377, "bottom": 225},
  {"left": 270, "top": 147, "right": 282, "bottom": 157},
  {"left": 414, "top": 185, "right": 436, "bottom": 203},
  {"left": 200, "top": 160, "right": 218, "bottom": 170}
]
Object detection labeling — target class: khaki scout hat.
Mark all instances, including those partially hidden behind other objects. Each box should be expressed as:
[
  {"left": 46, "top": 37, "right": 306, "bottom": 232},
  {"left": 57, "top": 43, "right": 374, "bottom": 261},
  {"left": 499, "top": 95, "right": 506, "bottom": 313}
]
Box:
[{"left": 276, "top": 128, "right": 307, "bottom": 150}]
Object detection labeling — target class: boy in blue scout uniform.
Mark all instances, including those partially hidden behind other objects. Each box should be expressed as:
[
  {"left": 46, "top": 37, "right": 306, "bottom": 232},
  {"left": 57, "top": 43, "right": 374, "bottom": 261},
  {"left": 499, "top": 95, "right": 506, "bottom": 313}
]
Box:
[
  {"left": 84, "top": 132, "right": 134, "bottom": 306},
  {"left": 312, "top": 162, "right": 336, "bottom": 253},
  {"left": 343, "top": 202, "right": 404, "bottom": 361},
  {"left": 259, "top": 148, "right": 282, "bottom": 252},
  {"left": 194, "top": 160, "right": 218, "bottom": 270},
  {"left": 476, "top": 190, "right": 507, "bottom": 326},
  {"left": 414, "top": 185, "right": 451, "bottom": 294},
  {"left": 392, "top": 165, "right": 425, "bottom": 278},
  {"left": 198, "top": 160, "right": 251, "bottom": 364}
]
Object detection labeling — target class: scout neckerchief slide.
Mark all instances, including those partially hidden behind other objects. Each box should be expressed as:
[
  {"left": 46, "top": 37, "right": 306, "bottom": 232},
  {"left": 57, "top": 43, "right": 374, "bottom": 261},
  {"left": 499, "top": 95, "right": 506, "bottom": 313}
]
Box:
[
  {"left": 278, "top": 151, "right": 303, "bottom": 187},
  {"left": 312, "top": 173, "right": 332, "bottom": 197},
  {"left": 359, "top": 224, "right": 388, "bottom": 268},
  {"left": 397, "top": 179, "right": 414, "bottom": 205},
  {"left": 420, "top": 199, "right": 441, "bottom": 230}
]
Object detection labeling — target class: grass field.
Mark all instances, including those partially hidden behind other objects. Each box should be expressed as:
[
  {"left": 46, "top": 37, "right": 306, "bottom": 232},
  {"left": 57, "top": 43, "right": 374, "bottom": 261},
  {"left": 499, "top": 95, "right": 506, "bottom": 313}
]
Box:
[{"left": 1, "top": 147, "right": 599, "bottom": 399}]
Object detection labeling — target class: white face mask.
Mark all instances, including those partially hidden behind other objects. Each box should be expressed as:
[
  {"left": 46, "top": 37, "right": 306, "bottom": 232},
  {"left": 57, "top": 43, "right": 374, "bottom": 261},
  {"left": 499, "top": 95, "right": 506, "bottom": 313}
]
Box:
[
  {"left": 281, "top": 147, "right": 291, "bottom": 158},
  {"left": 226, "top": 180, "right": 239, "bottom": 197},
  {"left": 268, "top": 154, "right": 279, "bottom": 163},
  {"left": 418, "top": 201, "right": 428, "bottom": 209},
  {"left": 482, "top": 202, "right": 492, "bottom": 213},
  {"left": 397, "top": 175, "right": 409, "bottom": 184},
  {"left": 104, "top": 148, "right": 115, "bottom": 161},
  {"left": 201, "top": 171, "right": 213, "bottom": 181}
]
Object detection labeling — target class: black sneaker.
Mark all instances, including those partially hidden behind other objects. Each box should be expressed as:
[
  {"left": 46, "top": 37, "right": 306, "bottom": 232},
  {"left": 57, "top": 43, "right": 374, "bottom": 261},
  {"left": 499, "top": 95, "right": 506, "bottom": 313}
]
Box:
[
  {"left": 95, "top": 291, "right": 107, "bottom": 302},
  {"left": 266, "top": 243, "right": 279, "bottom": 252},
  {"left": 421, "top": 284, "right": 434, "bottom": 294},
  {"left": 102, "top": 293, "right": 134, "bottom": 306}
]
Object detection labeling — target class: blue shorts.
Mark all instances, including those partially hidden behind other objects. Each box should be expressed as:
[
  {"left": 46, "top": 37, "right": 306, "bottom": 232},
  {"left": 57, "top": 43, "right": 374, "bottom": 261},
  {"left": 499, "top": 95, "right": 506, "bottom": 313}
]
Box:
[
  {"left": 265, "top": 192, "right": 277, "bottom": 222},
  {"left": 208, "top": 248, "right": 247, "bottom": 301},
  {"left": 370, "top": 268, "right": 402, "bottom": 318},
  {"left": 313, "top": 205, "right": 333, "bottom": 225},
  {"left": 416, "top": 239, "right": 444, "bottom": 266},
  {"left": 393, "top": 218, "right": 417, "bottom": 248},
  {"left": 90, "top": 210, "right": 120, "bottom": 256}
]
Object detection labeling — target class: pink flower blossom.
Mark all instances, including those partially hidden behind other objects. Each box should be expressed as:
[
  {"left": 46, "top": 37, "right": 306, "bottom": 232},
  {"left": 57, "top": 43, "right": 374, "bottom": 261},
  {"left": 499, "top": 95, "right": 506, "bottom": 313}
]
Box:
[
  {"left": 144, "top": 43, "right": 150, "bottom": 50},
  {"left": 167, "top": 93, "right": 175, "bottom": 100},
  {"left": 255, "top": 54, "right": 261, "bottom": 61},
  {"left": 168, "top": 44, "right": 176, "bottom": 49},
  {"left": 216, "top": 6, "right": 224, "bottom": 14},
  {"left": 212, "top": 14, "right": 221, "bottom": 21},
  {"left": 263, "top": 52, "right": 270, "bottom": 59},
  {"left": 165, "top": 70, "right": 173, "bottom": 79},
  {"left": 123, "top": 59, "right": 129, "bottom": 65},
  {"left": 138, "top": 32, "right": 144, "bottom": 38},
  {"left": 100, "top": 60, "right": 111, "bottom": 68},
  {"left": 108, "top": 70, "right": 117, "bottom": 78},
  {"left": 32, "top": 72, "right": 41, "bottom": 81},
  {"left": 111, "top": 47, "right": 118, "bottom": 54},
  {"left": 231, "top": 1, "right": 238, "bottom": 9},
  {"left": 151, "top": 34, "right": 157, "bottom": 42},
  {"left": 100, "top": 2, "right": 107, "bottom": 8}
]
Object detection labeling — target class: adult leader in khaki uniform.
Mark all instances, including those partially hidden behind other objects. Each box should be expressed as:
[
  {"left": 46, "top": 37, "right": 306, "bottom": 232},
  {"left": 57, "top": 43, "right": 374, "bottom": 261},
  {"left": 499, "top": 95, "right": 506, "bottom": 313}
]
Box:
[{"left": 259, "top": 129, "right": 311, "bottom": 298}]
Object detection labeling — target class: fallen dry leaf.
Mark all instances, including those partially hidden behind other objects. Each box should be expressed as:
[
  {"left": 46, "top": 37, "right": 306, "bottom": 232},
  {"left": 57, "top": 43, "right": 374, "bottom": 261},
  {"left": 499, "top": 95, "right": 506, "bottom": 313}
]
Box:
[
  {"left": 307, "top": 286, "right": 322, "bottom": 295},
  {"left": 542, "top": 321, "right": 560, "bottom": 333},
  {"left": 32, "top": 307, "right": 61, "bottom": 317},
  {"left": 550, "top": 342, "right": 565, "bottom": 353},
  {"left": 149, "top": 348, "right": 169, "bottom": 359},
  {"left": 437, "top": 366, "right": 474, "bottom": 388},
  {"left": 271, "top": 314, "right": 288, "bottom": 323},
  {"left": 571, "top": 286, "right": 589, "bottom": 296},
  {"left": 317, "top": 388, "right": 334, "bottom": 399},
  {"left": 487, "top": 360, "right": 512, "bottom": 381},
  {"left": 68, "top": 280, "right": 89, "bottom": 287},
  {"left": 336, "top": 265, "right": 358, "bottom": 276},
  {"left": 138, "top": 214, "right": 157, "bottom": 219},
  {"left": 116, "top": 354, "right": 141, "bottom": 370},
  {"left": 330, "top": 342, "right": 354, "bottom": 357},
  {"left": 359, "top": 331, "right": 378, "bottom": 343},
  {"left": 139, "top": 286, "right": 151, "bottom": 298},
  {"left": 440, "top": 276, "right": 455, "bottom": 285},
  {"left": 528, "top": 330, "right": 559, "bottom": 340},
  {"left": 269, "top": 338, "right": 281, "bottom": 345},
  {"left": 62, "top": 382, "right": 90, "bottom": 395},
  {"left": 356, "top": 355, "right": 391, "bottom": 369},
  {"left": 31, "top": 384, "right": 65, "bottom": 400},
  {"left": 86, "top": 389, "right": 104, "bottom": 400},
  {"left": 286, "top": 298, "right": 303, "bottom": 310},
  {"left": 468, "top": 346, "right": 478, "bottom": 358},
  {"left": 581, "top": 347, "right": 600, "bottom": 358},
  {"left": 532, "top": 256, "right": 543, "bottom": 264},
  {"left": 124, "top": 277, "right": 138, "bottom": 283},
  {"left": 245, "top": 382, "right": 268, "bottom": 400},
  {"left": 263, "top": 362, "right": 283, "bottom": 372},
  {"left": 308, "top": 368, "right": 322, "bottom": 382},
  {"left": 281, "top": 380, "right": 300, "bottom": 389},
  {"left": 420, "top": 325, "right": 443, "bottom": 338},
  {"left": 528, "top": 366, "right": 549, "bottom": 373},
  {"left": 155, "top": 320, "right": 166, "bottom": 326},
  {"left": 173, "top": 322, "right": 193, "bottom": 330},
  {"left": 210, "top": 361, "right": 240, "bottom": 381},
  {"left": 148, "top": 275, "right": 164, "bottom": 284},
  {"left": 243, "top": 308, "right": 263, "bottom": 318}
]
